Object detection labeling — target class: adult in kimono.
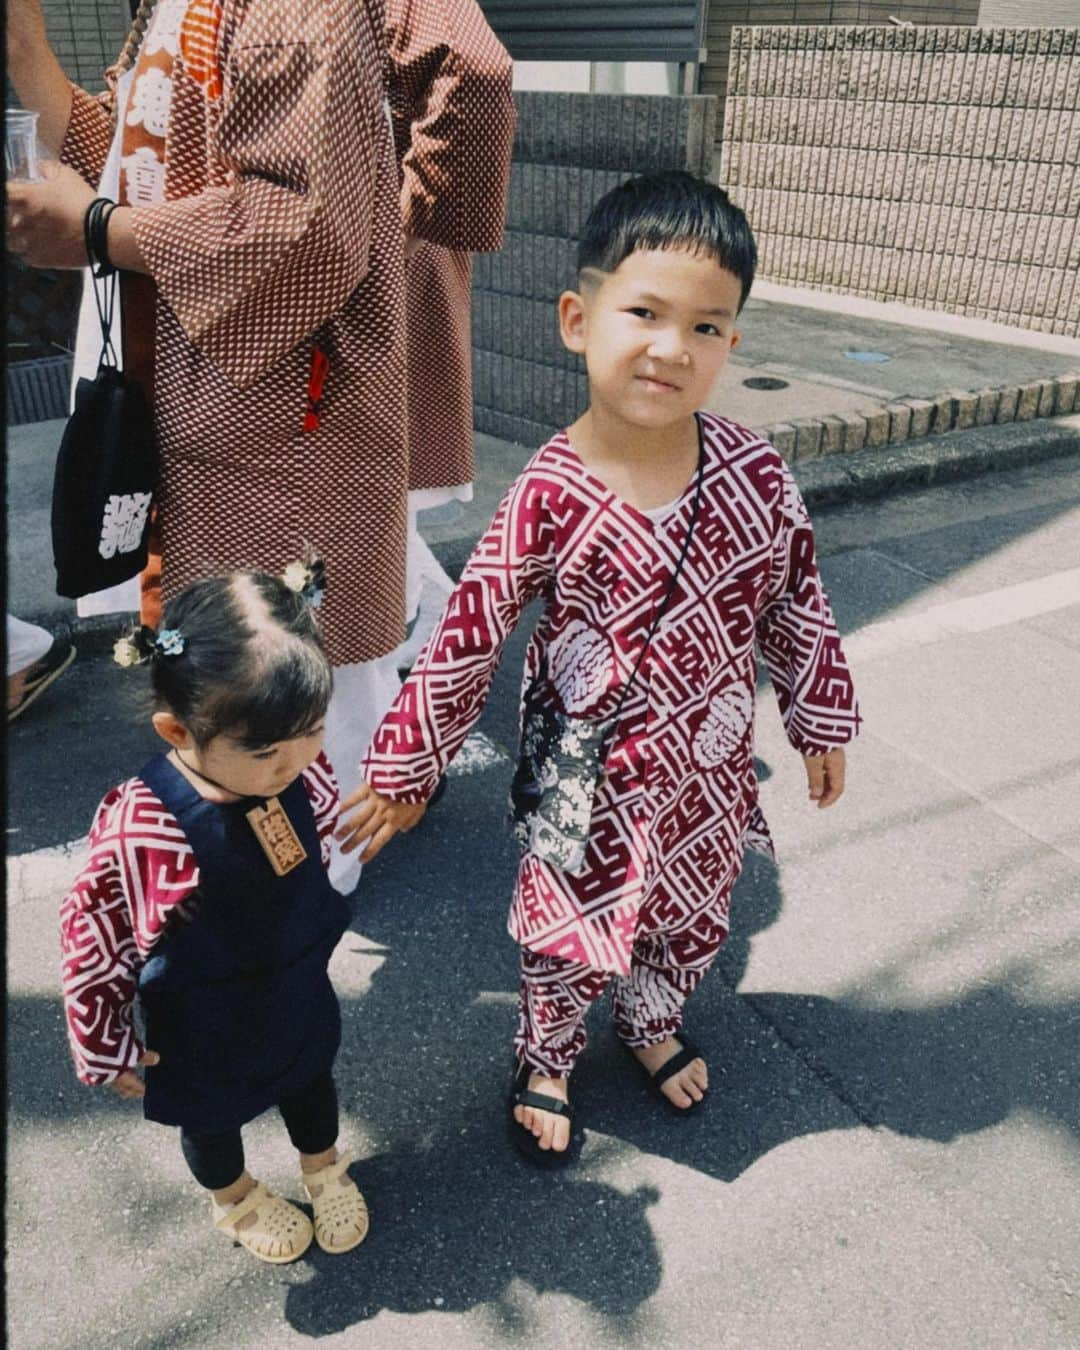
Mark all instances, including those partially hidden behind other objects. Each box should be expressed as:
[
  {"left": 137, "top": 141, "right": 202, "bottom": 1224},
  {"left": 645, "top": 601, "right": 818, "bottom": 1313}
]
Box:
[
  {"left": 384, "top": 0, "right": 515, "bottom": 636},
  {"left": 7, "top": 0, "right": 408, "bottom": 884}
]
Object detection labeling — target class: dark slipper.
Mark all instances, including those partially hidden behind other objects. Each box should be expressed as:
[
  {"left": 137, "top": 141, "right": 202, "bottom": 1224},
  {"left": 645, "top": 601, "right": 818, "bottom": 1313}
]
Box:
[
  {"left": 8, "top": 640, "right": 76, "bottom": 723},
  {"left": 626, "top": 1034, "right": 707, "bottom": 1114},
  {"left": 508, "top": 1063, "right": 577, "bottom": 1166}
]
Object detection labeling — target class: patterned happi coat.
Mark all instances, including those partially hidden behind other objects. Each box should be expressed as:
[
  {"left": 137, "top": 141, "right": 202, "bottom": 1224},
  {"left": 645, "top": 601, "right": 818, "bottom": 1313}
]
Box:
[
  {"left": 364, "top": 413, "right": 861, "bottom": 976},
  {"left": 60, "top": 0, "right": 409, "bottom": 664},
  {"left": 59, "top": 754, "right": 339, "bottom": 1085},
  {"left": 385, "top": 0, "right": 515, "bottom": 492}
]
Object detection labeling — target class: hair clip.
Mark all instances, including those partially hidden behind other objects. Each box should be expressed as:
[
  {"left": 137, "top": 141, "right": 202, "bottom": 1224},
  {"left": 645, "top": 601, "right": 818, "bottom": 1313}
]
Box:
[
  {"left": 154, "top": 629, "right": 186, "bottom": 657},
  {"left": 112, "top": 634, "right": 143, "bottom": 668},
  {"left": 281, "top": 558, "right": 326, "bottom": 608}
]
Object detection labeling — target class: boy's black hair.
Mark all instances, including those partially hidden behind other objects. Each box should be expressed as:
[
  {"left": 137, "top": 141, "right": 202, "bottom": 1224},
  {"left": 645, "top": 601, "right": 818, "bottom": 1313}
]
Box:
[
  {"left": 148, "top": 571, "right": 333, "bottom": 748},
  {"left": 577, "top": 170, "right": 757, "bottom": 310}
]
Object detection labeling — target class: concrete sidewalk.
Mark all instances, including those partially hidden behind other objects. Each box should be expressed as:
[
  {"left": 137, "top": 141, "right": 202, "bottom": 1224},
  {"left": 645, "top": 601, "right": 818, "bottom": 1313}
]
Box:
[{"left": 7, "top": 290, "right": 1080, "bottom": 632}]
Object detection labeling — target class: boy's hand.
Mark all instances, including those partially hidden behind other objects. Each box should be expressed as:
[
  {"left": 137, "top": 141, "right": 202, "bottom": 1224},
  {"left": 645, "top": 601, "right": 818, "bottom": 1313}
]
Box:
[
  {"left": 108, "top": 1049, "right": 160, "bottom": 1100},
  {"left": 335, "top": 781, "right": 426, "bottom": 861},
  {"left": 803, "top": 748, "right": 846, "bottom": 808}
]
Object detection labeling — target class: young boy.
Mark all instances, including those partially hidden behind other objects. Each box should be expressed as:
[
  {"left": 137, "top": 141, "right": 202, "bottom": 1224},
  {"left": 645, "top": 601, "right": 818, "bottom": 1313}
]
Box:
[{"left": 337, "top": 171, "right": 860, "bottom": 1160}]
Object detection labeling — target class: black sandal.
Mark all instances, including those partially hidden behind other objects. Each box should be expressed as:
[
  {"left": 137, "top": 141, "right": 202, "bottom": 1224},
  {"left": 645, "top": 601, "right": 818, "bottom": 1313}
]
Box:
[
  {"left": 508, "top": 1063, "right": 576, "bottom": 1166},
  {"left": 627, "top": 1034, "right": 708, "bottom": 1114},
  {"left": 8, "top": 639, "right": 76, "bottom": 723}
]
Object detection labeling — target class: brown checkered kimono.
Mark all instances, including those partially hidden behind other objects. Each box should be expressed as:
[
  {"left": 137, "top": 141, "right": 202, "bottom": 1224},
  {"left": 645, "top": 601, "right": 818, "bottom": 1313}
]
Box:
[{"left": 61, "top": 0, "right": 408, "bottom": 664}]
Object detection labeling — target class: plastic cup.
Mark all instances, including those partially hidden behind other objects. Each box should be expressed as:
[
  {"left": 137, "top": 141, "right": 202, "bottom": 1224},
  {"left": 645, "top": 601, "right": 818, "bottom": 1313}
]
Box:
[{"left": 6, "top": 109, "right": 41, "bottom": 181}]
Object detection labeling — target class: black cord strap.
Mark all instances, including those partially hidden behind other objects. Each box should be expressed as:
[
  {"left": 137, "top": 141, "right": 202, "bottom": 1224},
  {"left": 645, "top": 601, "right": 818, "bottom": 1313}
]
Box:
[
  {"left": 83, "top": 198, "right": 120, "bottom": 368},
  {"left": 83, "top": 196, "right": 118, "bottom": 278}
]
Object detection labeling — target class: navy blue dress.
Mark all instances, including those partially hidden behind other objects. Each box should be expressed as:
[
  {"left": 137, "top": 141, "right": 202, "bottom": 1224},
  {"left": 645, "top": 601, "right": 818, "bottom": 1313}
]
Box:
[{"left": 135, "top": 754, "right": 351, "bottom": 1133}]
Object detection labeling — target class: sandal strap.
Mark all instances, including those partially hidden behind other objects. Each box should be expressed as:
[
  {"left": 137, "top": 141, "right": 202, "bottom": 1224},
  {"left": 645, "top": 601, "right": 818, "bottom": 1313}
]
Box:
[
  {"left": 651, "top": 1036, "right": 704, "bottom": 1089},
  {"left": 303, "top": 1149, "right": 353, "bottom": 1189},
  {"left": 213, "top": 1180, "right": 271, "bottom": 1232},
  {"left": 514, "top": 1088, "right": 572, "bottom": 1118}
]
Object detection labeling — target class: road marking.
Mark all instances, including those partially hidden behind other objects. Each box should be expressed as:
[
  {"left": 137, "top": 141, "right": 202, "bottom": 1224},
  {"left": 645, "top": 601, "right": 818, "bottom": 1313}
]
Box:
[
  {"left": 7, "top": 836, "right": 89, "bottom": 905},
  {"left": 845, "top": 567, "right": 1080, "bottom": 663}
]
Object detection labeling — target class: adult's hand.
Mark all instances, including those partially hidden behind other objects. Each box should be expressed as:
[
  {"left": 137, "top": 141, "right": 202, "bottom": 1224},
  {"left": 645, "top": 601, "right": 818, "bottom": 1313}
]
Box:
[{"left": 6, "top": 161, "right": 95, "bottom": 268}]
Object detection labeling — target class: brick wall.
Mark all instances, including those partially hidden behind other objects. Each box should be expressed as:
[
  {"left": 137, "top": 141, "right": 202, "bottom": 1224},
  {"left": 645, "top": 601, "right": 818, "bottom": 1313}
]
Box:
[
  {"left": 979, "top": 1, "right": 1079, "bottom": 22},
  {"left": 702, "top": 2, "right": 980, "bottom": 144},
  {"left": 721, "top": 25, "right": 1079, "bottom": 336},
  {"left": 472, "top": 91, "right": 718, "bottom": 445}
]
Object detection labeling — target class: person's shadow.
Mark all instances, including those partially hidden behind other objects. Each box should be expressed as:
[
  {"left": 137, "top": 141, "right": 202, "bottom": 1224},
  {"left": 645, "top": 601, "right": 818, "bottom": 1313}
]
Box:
[
  {"left": 10, "top": 737, "right": 1075, "bottom": 1339},
  {"left": 267, "top": 726, "right": 1074, "bottom": 1338},
  {"left": 12, "top": 556, "right": 1077, "bottom": 1337}
]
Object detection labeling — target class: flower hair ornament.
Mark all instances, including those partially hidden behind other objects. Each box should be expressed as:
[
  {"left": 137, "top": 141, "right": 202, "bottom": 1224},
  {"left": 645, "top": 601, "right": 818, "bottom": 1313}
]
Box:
[
  {"left": 112, "top": 625, "right": 186, "bottom": 668},
  {"left": 281, "top": 557, "right": 326, "bottom": 608}
]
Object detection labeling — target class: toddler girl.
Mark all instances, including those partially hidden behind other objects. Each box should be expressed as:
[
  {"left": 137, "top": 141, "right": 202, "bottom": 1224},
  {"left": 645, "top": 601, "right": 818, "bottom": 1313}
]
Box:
[{"left": 60, "top": 569, "right": 368, "bottom": 1263}]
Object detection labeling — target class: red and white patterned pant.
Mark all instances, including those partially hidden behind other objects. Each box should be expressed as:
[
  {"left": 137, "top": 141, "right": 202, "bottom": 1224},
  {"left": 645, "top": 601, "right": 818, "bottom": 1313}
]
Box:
[{"left": 514, "top": 902, "right": 729, "bottom": 1077}]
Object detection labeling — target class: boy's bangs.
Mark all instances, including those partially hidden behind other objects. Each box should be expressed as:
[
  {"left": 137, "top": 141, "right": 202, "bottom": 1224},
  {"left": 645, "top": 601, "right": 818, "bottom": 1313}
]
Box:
[{"left": 577, "top": 171, "right": 758, "bottom": 310}]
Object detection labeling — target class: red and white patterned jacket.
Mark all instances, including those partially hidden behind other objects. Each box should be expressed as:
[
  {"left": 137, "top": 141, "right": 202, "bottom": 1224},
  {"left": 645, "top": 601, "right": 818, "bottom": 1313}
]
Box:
[
  {"left": 364, "top": 413, "right": 861, "bottom": 975},
  {"left": 59, "top": 753, "right": 340, "bottom": 1085}
]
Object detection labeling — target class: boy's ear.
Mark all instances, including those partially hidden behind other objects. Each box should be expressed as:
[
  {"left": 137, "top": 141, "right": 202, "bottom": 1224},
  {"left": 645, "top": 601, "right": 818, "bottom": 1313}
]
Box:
[
  {"left": 152, "top": 710, "right": 194, "bottom": 750},
  {"left": 729, "top": 328, "right": 740, "bottom": 353},
  {"left": 558, "top": 290, "right": 588, "bottom": 355}
]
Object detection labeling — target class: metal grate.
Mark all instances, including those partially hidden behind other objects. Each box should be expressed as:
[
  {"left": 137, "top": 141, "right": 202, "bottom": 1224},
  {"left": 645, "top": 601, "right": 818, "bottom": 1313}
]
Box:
[
  {"left": 5, "top": 356, "right": 73, "bottom": 425},
  {"left": 480, "top": 1, "right": 706, "bottom": 62}
]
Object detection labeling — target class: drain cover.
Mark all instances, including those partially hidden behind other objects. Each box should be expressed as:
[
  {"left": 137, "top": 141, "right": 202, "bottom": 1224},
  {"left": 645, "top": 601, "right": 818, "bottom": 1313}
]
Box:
[
  {"left": 742, "top": 375, "right": 790, "bottom": 391},
  {"left": 843, "top": 349, "right": 891, "bottom": 363}
]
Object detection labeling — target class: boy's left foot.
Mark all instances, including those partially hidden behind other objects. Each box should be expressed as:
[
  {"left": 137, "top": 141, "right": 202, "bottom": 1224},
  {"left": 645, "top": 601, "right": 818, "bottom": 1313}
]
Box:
[
  {"left": 509, "top": 1065, "right": 574, "bottom": 1162},
  {"left": 631, "top": 1036, "right": 708, "bottom": 1109}
]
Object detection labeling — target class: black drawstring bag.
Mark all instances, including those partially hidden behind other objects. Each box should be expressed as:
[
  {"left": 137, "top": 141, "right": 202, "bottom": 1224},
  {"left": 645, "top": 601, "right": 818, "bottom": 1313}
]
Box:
[{"left": 51, "top": 234, "right": 157, "bottom": 599}]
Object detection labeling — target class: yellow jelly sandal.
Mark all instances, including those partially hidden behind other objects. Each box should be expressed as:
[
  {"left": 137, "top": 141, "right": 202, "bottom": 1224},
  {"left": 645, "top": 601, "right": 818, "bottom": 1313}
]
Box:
[
  {"left": 211, "top": 1181, "right": 314, "bottom": 1264},
  {"left": 302, "top": 1151, "right": 369, "bottom": 1254}
]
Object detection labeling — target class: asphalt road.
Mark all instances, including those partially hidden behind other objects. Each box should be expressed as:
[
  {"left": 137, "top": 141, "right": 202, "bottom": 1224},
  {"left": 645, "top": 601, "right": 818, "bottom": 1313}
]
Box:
[{"left": 6, "top": 455, "right": 1080, "bottom": 1349}]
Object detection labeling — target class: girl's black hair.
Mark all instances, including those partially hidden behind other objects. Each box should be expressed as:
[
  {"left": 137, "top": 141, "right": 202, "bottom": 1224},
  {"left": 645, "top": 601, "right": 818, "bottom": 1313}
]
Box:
[
  {"left": 577, "top": 170, "right": 758, "bottom": 311},
  {"left": 148, "top": 571, "right": 333, "bottom": 748}
]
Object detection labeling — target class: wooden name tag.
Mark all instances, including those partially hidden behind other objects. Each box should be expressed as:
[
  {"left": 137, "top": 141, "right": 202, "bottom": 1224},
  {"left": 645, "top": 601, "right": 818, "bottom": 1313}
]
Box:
[{"left": 246, "top": 797, "right": 307, "bottom": 876}]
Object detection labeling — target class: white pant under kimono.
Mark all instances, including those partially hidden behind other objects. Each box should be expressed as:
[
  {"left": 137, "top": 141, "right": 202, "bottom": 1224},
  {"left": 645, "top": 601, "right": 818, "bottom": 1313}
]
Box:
[
  {"left": 6, "top": 615, "right": 53, "bottom": 677},
  {"left": 324, "top": 499, "right": 456, "bottom": 893}
]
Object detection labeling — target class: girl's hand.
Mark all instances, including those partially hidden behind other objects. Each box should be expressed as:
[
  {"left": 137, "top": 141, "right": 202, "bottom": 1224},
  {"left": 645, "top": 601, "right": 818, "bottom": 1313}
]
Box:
[
  {"left": 108, "top": 1049, "right": 161, "bottom": 1100},
  {"left": 335, "top": 781, "right": 426, "bottom": 861},
  {"left": 6, "top": 161, "right": 96, "bottom": 268},
  {"left": 803, "top": 748, "right": 846, "bottom": 808}
]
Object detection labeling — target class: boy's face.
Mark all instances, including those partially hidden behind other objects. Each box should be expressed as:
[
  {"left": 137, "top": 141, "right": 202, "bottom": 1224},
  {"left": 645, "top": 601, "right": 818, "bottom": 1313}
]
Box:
[{"left": 559, "top": 247, "right": 743, "bottom": 431}]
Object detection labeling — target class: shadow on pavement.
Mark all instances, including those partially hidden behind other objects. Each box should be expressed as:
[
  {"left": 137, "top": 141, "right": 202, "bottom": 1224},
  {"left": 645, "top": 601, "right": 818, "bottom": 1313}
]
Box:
[{"left": 8, "top": 462, "right": 1079, "bottom": 1340}]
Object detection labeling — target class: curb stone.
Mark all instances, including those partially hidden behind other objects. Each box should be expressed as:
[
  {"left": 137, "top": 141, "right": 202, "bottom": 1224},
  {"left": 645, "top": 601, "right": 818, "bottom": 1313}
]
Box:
[
  {"left": 792, "top": 415, "right": 1080, "bottom": 509},
  {"left": 761, "top": 371, "right": 1080, "bottom": 463}
]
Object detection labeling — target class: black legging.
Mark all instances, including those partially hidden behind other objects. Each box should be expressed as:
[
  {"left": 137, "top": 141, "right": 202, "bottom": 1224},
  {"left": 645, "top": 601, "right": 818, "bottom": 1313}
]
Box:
[{"left": 180, "top": 1070, "right": 339, "bottom": 1190}]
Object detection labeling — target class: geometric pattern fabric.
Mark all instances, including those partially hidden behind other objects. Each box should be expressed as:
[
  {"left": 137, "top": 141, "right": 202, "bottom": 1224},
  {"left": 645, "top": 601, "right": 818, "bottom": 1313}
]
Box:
[{"left": 365, "top": 412, "right": 860, "bottom": 976}]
